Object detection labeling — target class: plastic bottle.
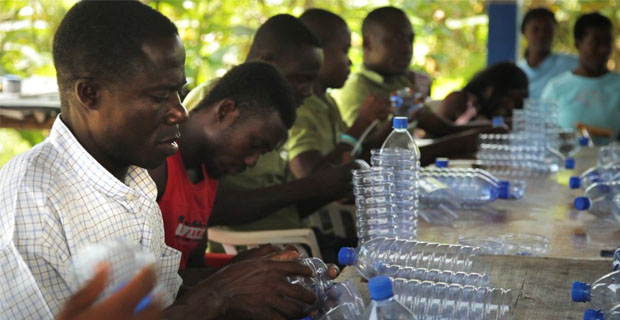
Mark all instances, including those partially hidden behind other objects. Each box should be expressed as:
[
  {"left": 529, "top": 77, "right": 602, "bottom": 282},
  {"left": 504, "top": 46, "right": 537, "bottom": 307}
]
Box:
[
  {"left": 418, "top": 169, "right": 514, "bottom": 205},
  {"left": 570, "top": 164, "right": 620, "bottom": 190},
  {"left": 377, "top": 264, "right": 491, "bottom": 287},
  {"left": 416, "top": 175, "right": 460, "bottom": 226},
  {"left": 315, "top": 281, "right": 365, "bottom": 320},
  {"left": 288, "top": 257, "right": 333, "bottom": 304},
  {"left": 434, "top": 158, "right": 449, "bottom": 168},
  {"left": 572, "top": 270, "right": 620, "bottom": 311},
  {"left": 372, "top": 116, "right": 420, "bottom": 240},
  {"left": 338, "top": 237, "right": 484, "bottom": 279},
  {"left": 584, "top": 308, "right": 620, "bottom": 320},
  {"left": 361, "top": 276, "right": 416, "bottom": 320},
  {"left": 613, "top": 194, "right": 620, "bottom": 229},
  {"left": 353, "top": 167, "right": 398, "bottom": 243},
  {"left": 391, "top": 278, "right": 512, "bottom": 320},
  {"left": 574, "top": 181, "right": 620, "bottom": 221},
  {"left": 71, "top": 240, "right": 157, "bottom": 313},
  {"left": 390, "top": 88, "right": 423, "bottom": 118},
  {"left": 613, "top": 247, "right": 620, "bottom": 271},
  {"left": 598, "top": 145, "right": 620, "bottom": 167}
]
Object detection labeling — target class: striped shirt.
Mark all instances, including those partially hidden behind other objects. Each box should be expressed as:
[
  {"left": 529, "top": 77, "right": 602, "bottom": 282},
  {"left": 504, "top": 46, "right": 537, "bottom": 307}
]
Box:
[{"left": 0, "top": 116, "right": 182, "bottom": 318}]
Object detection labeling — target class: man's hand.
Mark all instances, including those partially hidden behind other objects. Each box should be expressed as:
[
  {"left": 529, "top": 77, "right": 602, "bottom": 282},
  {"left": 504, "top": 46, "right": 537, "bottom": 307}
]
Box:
[
  {"left": 184, "top": 250, "right": 316, "bottom": 320},
  {"left": 313, "top": 162, "right": 356, "bottom": 201},
  {"left": 57, "top": 264, "right": 160, "bottom": 320},
  {"left": 357, "top": 94, "right": 391, "bottom": 126}
]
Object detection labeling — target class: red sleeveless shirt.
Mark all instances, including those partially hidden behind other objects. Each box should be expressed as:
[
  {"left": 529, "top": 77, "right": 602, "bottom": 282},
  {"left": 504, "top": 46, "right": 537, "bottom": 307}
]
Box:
[{"left": 158, "top": 151, "right": 218, "bottom": 270}]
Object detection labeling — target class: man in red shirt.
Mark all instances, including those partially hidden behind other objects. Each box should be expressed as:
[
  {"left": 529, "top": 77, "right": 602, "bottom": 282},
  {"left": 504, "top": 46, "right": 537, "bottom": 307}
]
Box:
[{"left": 149, "top": 62, "right": 295, "bottom": 269}]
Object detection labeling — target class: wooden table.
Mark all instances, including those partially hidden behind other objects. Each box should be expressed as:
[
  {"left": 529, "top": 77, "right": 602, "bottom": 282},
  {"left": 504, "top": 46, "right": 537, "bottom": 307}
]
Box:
[
  {"left": 336, "top": 146, "right": 620, "bottom": 318},
  {"left": 0, "top": 93, "right": 60, "bottom": 130}
]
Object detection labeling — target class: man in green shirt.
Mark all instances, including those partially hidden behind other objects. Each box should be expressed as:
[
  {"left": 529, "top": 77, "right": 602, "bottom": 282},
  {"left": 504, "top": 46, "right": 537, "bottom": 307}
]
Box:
[
  {"left": 289, "top": 9, "right": 391, "bottom": 178},
  {"left": 183, "top": 15, "right": 353, "bottom": 233},
  {"left": 335, "top": 6, "right": 497, "bottom": 152}
]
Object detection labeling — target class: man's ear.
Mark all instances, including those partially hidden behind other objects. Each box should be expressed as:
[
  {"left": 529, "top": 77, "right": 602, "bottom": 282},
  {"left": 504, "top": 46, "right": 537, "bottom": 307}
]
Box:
[
  {"left": 74, "top": 79, "right": 100, "bottom": 111},
  {"left": 214, "top": 98, "right": 241, "bottom": 125}
]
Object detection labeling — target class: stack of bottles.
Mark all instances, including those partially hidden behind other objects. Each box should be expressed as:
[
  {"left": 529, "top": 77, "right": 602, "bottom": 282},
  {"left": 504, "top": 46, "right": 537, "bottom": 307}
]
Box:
[
  {"left": 361, "top": 116, "right": 419, "bottom": 241},
  {"left": 476, "top": 100, "right": 583, "bottom": 178},
  {"left": 353, "top": 167, "right": 398, "bottom": 244}
]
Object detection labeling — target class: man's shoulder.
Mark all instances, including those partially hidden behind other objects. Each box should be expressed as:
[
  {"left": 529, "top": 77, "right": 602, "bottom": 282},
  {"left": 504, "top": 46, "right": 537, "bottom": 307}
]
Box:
[{"left": 0, "top": 141, "right": 60, "bottom": 192}]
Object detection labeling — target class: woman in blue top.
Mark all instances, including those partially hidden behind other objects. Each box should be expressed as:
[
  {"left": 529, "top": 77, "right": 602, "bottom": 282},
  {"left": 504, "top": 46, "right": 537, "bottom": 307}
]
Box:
[{"left": 517, "top": 8, "right": 578, "bottom": 99}]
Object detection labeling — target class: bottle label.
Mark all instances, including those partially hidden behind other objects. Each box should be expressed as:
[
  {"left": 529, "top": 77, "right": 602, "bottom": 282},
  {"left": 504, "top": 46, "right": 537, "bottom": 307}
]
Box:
[{"left": 419, "top": 177, "right": 449, "bottom": 193}]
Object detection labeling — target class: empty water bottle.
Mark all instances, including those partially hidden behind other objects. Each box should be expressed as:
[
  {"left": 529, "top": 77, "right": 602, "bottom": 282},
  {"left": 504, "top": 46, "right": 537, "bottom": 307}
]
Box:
[
  {"left": 572, "top": 270, "right": 620, "bottom": 311},
  {"left": 288, "top": 257, "right": 332, "bottom": 306},
  {"left": 599, "top": 145, "right": 620, "bottom": 166},
  {"left": 570, "top": 164, "right": 620, "bottom": 189},
  {"left": 377, "top": 264, "right": 491, "bottom": 287},
  {"left": 574, "top": 181, "right": 620, "bottom": 220},
  {"left": 371, "top": 116, "right": 420, "bottom": 240},
  {"left": 71, "top": 240, "right": 157, "bottom": 313},
  {"left": 391, "top": 278, "right": 512, "bottom": 320},
  {"left": 353, "top": 167, "right": 398, "bottom": 243},
  {"left": 390, "top": 88, "right": 423, "bottom": 118},
  {"left": 338, "top": 237, "right": 484, "bottom": 279},
  {"left": 361, "top": 276, "right": 416, "bottom": 320},
  {"left": 613, "top": 247, "right": 620, "bottom": 271},
  {"left": 419, "top": 168, "right": 514, "bottom": 205},
  {"left": 613, "top": 194, "right": 620, "bottom": 227},
  {"left": 416, "top": 176, "right": 460, "bottom": 226},
  {"left": 315, "top": 281, "right": 365, "bottom": 320},
  {"left": 584, "top": 308, "right": 620, "bottom": 320}
]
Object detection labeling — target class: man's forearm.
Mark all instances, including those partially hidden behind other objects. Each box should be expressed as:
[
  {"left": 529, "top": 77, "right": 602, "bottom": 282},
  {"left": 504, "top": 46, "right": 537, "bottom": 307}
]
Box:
[
  {"left": 209, "top": 176, "right": 329, "bottom": 226},
  {"left": 166, "top": 285, "right": 228, "bottom": 320}
]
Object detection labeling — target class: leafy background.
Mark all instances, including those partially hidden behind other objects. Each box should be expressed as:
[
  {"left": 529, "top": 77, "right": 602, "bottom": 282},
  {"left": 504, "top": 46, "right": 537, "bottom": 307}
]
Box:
[{"left": 1, "top": 0, "right": 619, "bottom": 166}]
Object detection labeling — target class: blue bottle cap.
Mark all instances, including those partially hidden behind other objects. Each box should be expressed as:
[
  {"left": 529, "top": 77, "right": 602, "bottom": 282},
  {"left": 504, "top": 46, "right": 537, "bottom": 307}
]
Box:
[
  {"left": 565, "top": 158, "right": 576, "bottom": 169},
  {"left": 338, "top": 247, "right": 357, "bottom": 266},
  {"left": 390, "top": 94, "right": 404, "bottom": 108},
  {"left": 435, "top": 157, "right": 449, "bottom": 168},
  {"left": 574, "top": 197, "right": 592, "bottom": 210},
  {"left": 569, "top": 176, "right": 581, "bottom": 189},
  {"left": 572, "top": 281, "right": 592, "bottom": 302},
  {"left": 584, "top": 309, "right": 604, "bottom": 320},
  {"left": 393, "top": 117, "right": 408, "bottom": 129},
  {"left": 498, "top": 180, "right": 510, "bottom": 199},
  {"left": 492, "top": 116, "right": 504, "bottom": 127},
  {"left": 579, "top": 137, "right": 590, "bottom": 146},
  {"left": 368, "top": 276, "right": 393, "bottom": 301}
]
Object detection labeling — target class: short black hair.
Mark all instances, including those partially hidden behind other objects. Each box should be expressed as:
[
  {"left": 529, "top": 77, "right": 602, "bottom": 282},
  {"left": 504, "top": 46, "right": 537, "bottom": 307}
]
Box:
[
  {"left": 246, "top": 14, "right": 320, "bottom": 60},
  {"left": 362, "top": 6, "right": 411, "bottom": 36},
  {"left": 195, "top": 62, "right": 296, "bottom": 129},
  {"left": 521, "top": 7, "right": 556, "bottom": 34},
  {"left": 53, "top": 0, "right": 178, "bottom": 101},
  {"left": 300, "top": 9, "right": 348, "bottom": 47},
  {"left": 464, "top": 61, "right": 528, "bottom": 118},
  {"left": 574, "top": 12, "right": 613, "bottom": 42}
]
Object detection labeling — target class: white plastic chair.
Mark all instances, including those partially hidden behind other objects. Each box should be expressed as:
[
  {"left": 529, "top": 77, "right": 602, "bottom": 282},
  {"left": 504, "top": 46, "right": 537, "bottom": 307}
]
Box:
[
  {"left": 305, "top": 202, "right": 356, "bottom": 239},
  {"left": 207, "top": 226, "right": 322, "bottom": 259}
]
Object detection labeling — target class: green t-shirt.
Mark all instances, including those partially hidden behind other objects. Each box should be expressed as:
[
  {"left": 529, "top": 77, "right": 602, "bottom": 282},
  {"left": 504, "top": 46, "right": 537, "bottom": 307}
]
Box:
[
  {"left": 287, "top": 93, "right": 348, "bottom": 161},
  {"left": 183, "top": 81, "right": 303, "bottom": 231},
  {"left": 333, "top": 65, "right": 412, "bottom": 127}
]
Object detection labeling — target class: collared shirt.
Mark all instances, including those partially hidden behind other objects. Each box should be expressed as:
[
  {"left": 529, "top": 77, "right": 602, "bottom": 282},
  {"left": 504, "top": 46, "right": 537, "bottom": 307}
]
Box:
[
  {"left": 517, "top": 53, "right": 579, "bottom": 100},
  {"left": 183, "top": 82, "right": 303, "bottom": 231},
  {"left": 541, "top": 70, "right": 620, "bottom": 145},
  {"left": 333, "top": 65, "right": 414, "bottom": 127},
  {"left": 0, "top": 117, "right": 182, "bottom": 318},
  {"left": 287, "top": 93, "right": 348, "bottom": 161}
]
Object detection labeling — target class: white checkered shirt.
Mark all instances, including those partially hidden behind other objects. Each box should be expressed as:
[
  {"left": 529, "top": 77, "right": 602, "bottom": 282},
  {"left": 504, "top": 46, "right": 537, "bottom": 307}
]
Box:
[{"left": 0, "top": 117, "right": 182, "bottom": 318}]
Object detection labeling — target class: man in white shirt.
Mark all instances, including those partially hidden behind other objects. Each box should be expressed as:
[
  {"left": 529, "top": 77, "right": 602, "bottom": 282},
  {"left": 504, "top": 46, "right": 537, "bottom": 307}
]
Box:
[{"left": 0, "top": 1, "right": 315, "bottom": 319}]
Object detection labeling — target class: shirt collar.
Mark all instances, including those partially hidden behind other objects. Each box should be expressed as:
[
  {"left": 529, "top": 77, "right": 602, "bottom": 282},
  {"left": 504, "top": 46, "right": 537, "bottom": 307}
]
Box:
[
  {"left": 48, "top": 115, "right": 157, "bottom": 201},
  {"left": 359, "top": 64, "right": 388, "bottom": 85}
]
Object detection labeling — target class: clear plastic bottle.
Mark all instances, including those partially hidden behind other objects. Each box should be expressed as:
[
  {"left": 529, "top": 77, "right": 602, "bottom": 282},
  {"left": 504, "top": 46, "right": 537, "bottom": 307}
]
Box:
[
  {"left": 288, "top": 257, "right": 333, "bottom": 305},
  {"left": 585, "top": 307, "right": 620, "bottom": 320},
  {"left": 315, "top": 281, "right": 365, "bottom": 320},
  {"left": 570, "top": 164, "right": 620, "bottom": 190},
  {"left": 338, "top": 237, "right": 484, "bottom": 279},
  {"left": 613, "top": 247, "right": 620, "bottom": 271},
  {"left": 71, "top": 240, "right": 157, "bottom": 313},
  {"left": 353, "top": 167, "right": 398, "bottom": 243},
  {"left": 390, "top": 88, "right": 423, "bottom": 118},
  {"left": 598, "top": 145, "right": 620, "bottom": 167},
  {"left": 377, "top": 264, "right": 491, "bottom": 287},
  {"left": 372, "top": 116, "right": 420, "bottom": 240},
  {"left": 361, "top": 276, "right": 417, "bottom": 320},
  {"left": 574, "top": 181, "right": 620, "bottom": 220},
  {"left": 572, "top": 270, "right": 620, "bottom": 311},
  {"left": 391, "top": 278, "right": 512, "bottom": 320}
]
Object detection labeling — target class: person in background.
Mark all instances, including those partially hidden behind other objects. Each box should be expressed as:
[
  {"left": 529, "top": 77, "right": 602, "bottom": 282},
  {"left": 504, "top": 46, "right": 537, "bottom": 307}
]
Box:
[
  {"left": 150, "top": 61, "right": 295, "bottom": 270},
  {"left": 438, "top": 62, "right": 529, "bottom": 124},
  {"left": 183, "top": 14, "right": 354, "bottom": 262},
  {"left": 289, "top": 8, "right": 391, "bottom": 179},
  {"left": 517, "top": 7, "right": 579, "bottom": 100},
  {"left": 541, "top": 12, "right": 620, "bottom": 144}
]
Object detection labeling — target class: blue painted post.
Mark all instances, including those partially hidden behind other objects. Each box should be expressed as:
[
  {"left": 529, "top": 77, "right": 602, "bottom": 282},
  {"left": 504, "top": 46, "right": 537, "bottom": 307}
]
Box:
[{"left": 487, "top": 0, "right": 520, "bottom": 65}]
